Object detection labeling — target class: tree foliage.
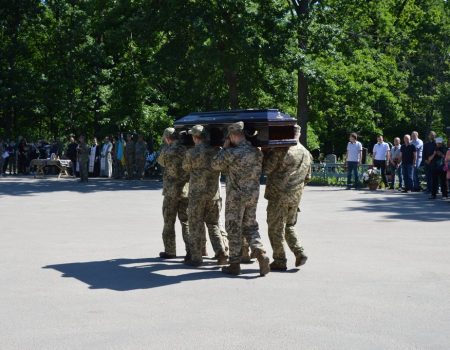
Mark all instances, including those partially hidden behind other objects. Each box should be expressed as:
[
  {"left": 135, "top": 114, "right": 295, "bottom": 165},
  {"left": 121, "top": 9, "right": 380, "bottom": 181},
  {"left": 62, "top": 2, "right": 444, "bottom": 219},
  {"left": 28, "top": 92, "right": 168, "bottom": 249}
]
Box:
[{"left": 0, "top": 0, "right": 448, "bottom": 154}]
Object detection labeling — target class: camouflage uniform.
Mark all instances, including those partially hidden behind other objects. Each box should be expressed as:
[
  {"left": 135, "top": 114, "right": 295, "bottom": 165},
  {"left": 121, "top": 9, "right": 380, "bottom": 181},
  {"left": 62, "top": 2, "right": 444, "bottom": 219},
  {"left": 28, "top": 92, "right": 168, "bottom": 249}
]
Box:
[
  {"left": 211, "top": 135, "right": 266, "bottom": 264},
  {"left": 157, "top": 131, "right": 190, "bottom": 256},
  {"left": 263, "top": 142, "right": 312, "bottom": 264},
  {"left": 182, "top": 133, "right": 228, "bottom": 263},
  {"left": 135, "top": 139, "right": 147, "bottom": 179},
  {"left": 125, "top": 140, "right": 135, "bottom": 179},
  {"left": 77, "top": 142, "right": 90, "bottom": 182}
]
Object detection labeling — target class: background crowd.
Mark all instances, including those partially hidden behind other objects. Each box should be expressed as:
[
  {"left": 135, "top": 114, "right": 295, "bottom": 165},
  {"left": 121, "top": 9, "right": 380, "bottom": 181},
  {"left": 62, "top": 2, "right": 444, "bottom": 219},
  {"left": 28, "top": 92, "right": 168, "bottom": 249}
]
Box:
[
  {"left": 345, "top": 131, "right": 450, "bottom": 200},
  {"left": 0, "top": 134, "right": 159, "bottom": 180}
]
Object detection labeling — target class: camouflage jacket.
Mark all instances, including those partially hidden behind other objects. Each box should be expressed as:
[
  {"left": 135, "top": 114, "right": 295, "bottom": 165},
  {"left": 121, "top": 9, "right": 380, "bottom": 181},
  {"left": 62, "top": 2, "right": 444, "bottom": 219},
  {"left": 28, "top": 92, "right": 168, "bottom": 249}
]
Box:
[
  {"left": 125, "top": 141, "right": 135, "bottom": 160},
  {"left": 263, "top": 142, "right": 312, "bottom": 205},
  {"left": 182, "top": 143, "right": 221, "bottom": 201},
  {"left": 211, "top": 139, "right": 262, "bottom": 202},
  {"left": 157, "top": 141, "right": 189, "bottom": 198},
  {"left": 135, "top": 140, "right": 147, "bottom": 159},
  {"left": 77, "top": 143, "right": 90, "bottom": 162}
]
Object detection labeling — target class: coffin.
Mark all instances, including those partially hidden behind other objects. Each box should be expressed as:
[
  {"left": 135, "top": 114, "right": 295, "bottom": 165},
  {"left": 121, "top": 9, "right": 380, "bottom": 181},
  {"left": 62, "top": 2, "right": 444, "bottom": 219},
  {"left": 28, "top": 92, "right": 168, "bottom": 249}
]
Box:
[{"left": 174, "top": 109, "right": 297, "bottom": 148}]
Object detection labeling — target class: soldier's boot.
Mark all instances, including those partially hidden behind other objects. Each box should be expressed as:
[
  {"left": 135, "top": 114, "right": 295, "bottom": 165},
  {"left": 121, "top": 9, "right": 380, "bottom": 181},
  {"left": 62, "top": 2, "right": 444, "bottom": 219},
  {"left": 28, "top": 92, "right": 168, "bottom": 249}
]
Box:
[
  {"left": 240, "top": 246, "right": 253, "bottom": 264},
  {"left": 184, "top": 259, "right": 202, "bottom": 267},
  {"left": 252, "top": 250, "right": 270, "bottom": 277},
  {"left": 216, "top": 251, "right": 228, "bottom": 265},
  {"left": 269, "top": 261, "right": 287, "bottom": 272},
  {"left": 183, "top": 252, "right": 192, "bottom": 262},
  {"left": 159, "top": 252, "right": 176, "bottom": 259},
  {"left": 222, "top": 263, "right": 241, "bottom": 276},
  {"left": 295, "top": 252, "right": 308, "bottom": 267},
  {"left": 202, "top": 247, "right": 208, "bottom": 257}
]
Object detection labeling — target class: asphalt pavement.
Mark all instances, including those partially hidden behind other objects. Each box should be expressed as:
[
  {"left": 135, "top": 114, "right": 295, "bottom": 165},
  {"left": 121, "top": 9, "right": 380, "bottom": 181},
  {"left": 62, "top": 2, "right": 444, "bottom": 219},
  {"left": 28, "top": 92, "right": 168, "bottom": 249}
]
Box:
[{"left": 0, "top": 177, "right": 449, "bottom": 350}]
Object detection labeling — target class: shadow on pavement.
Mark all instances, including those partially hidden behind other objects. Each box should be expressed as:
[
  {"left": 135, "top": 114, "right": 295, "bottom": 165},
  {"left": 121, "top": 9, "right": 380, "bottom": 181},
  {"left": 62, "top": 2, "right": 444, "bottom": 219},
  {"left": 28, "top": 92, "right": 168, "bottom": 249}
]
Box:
[
  {"left": 43, "top": 257, "right": 259, "bottom": 291},
  {"left": 0, "top": 178, "right": 163, "bottom": 196},
  {"left": 348, "top": 192, "right": 450, "bottom": 222}
]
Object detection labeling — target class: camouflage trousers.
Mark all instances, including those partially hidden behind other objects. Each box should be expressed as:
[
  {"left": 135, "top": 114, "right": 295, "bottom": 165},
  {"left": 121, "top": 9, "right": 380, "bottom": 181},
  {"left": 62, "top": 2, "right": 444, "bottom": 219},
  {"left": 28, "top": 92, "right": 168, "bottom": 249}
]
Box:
[
  {"left": 79, "top": 160, "right": 89, "bottom": 182},
  {"left": 162, "top": 196, "right": 190, "bottom": 255},
  {"left": 126, "top": 158, "right": 134, "bottom": 179},
  {"left": 267, "top": 200, "right": 303, "bottom": 264},
  {"left": 225, "top": 196, "right": 265, "bottom": 264},
  {"left": 188, "top": 198, "right": 228, "bottom": 261},
  {"left": 136, "top": 157, "right": 145, "bottom": 179}
]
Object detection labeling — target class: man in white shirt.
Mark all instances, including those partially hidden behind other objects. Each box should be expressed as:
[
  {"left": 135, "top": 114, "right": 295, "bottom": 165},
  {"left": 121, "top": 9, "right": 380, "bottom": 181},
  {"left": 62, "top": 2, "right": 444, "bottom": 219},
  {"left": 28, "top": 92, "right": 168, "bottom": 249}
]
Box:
[
  {"left": 411, "top": 131, "right": 423, "bottom": 191},
  {"left": 372, "top": 135, "right": 390, "bottom": 188},
  {"left": 345, "top": 132, "right": 363, "bottom": 189}
]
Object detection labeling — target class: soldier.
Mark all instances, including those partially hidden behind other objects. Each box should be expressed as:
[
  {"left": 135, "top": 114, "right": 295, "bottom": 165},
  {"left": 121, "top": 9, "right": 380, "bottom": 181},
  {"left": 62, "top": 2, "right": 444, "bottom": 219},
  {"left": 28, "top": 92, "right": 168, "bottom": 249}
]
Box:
[
  {"left": 157, "top": 128, "right": 190, "bottom": 259},
  {"left": 182, "top": 125, "right": 229, "bottom": 266},
  {"left": 211, "top": 121, "right": 270, "bottom": 276},
  {"left": 263, "top": 125, "right": 311, "bottom": 271},
  {"left": 77, "top": 135, "right": 90, "bottom": 182},
  {"left": 125, "top": 134, "right": 135, "bottom": 180},
  {"left": 135, "top": 134, "right": 147, "bottom": 180}
]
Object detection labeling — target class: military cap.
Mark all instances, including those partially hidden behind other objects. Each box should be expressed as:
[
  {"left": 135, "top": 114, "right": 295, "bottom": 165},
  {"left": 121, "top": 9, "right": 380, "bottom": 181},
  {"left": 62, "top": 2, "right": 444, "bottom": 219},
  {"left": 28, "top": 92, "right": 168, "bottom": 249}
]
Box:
[
  {"left": 188, "top": 125, "right": 206, "bottom": 137},
  {"left": 227, "top": 121, "right": 245, "bottom": 135},
  {"left": 163, "top": 127, "right": 176, "bottom": 138}
]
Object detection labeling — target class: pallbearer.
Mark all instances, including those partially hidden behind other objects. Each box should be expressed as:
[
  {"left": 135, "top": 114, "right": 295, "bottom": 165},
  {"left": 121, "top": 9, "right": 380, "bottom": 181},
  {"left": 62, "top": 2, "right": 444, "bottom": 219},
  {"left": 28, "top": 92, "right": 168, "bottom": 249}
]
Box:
[
  {"left": 157, "top": 128, "right": 190, "bottom": 260},
  {"left": 211, "top": 121, "right": 270, "bottom": 277},
  {"left": 263, "top": 125, "right": 311, "bottom": 271},
  {"left": 182, "top": 125, "right": 229, "bottom": 267}
]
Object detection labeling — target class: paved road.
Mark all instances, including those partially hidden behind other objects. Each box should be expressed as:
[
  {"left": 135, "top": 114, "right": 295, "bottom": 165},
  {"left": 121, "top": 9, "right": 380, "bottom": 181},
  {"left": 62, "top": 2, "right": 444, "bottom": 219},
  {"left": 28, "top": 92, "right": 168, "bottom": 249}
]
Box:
[{"left": 1, "top": 177, "right": 449, "bottom": 350}]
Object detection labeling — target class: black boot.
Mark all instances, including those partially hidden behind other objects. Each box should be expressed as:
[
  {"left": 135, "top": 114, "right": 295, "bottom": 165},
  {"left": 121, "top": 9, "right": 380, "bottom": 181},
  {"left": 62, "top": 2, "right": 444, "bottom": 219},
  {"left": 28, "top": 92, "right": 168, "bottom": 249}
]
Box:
[
  {"left": 222, "top": 263, "right": 241, "bottom": 275},
  {"left": 159, "top": 252, "right": 176, "bottom": 259}
]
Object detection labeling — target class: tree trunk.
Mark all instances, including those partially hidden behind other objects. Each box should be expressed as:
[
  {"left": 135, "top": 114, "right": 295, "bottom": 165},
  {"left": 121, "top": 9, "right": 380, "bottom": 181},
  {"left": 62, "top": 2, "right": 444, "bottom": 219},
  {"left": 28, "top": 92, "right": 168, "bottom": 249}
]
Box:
[
  {"left": 291, "top": 0, "right": 310, "bottom": 147},
  {"left": 225, "top": 68, "right": 239, "bottom": 109}
]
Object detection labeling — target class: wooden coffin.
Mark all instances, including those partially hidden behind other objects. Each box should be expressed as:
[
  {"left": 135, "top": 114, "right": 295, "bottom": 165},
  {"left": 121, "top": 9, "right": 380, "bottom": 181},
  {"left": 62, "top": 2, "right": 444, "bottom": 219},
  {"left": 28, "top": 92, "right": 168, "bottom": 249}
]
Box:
[{"left": 174, "top": 109, "right": 297, "bottom": 148}]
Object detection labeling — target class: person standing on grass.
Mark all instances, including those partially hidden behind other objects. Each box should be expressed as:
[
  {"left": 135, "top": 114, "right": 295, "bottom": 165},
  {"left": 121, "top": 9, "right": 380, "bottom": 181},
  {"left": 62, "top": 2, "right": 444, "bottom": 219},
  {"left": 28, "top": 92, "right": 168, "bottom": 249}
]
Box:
[
  {"left": 372, "top": 135, "right": 390, "bottom": 189},
  {"left": 345, "top": 133, "right": 362, "bottom": 189}
]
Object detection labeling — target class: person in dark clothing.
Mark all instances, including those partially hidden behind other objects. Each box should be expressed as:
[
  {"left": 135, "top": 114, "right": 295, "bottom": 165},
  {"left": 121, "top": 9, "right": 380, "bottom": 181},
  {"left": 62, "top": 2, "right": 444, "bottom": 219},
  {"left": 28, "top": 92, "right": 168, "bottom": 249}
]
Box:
[
  {"left": 427, "top": 137, "right": 448, "bottom": 200},
  {"left": 400, "top": 134, "right": 417, "bottom": 193},
  {"left": 423, "top": 131, "right": 437, "bottom": 193},
  {"left": 18, "top": 138, "right": 29, "bottom": 174},
  {"left": 66, "top": 136, "right": 78, "bottom": 177}
]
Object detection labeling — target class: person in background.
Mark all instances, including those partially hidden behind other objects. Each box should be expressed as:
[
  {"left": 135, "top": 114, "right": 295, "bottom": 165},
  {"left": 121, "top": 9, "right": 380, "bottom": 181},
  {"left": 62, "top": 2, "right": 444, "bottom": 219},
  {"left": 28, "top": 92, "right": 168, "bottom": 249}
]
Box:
[
  {"left": 372, "top": 135, "right": 390, "bottom": 189},
  {"left": 66, "top": 136, "right": 78, "bottom": 177},
  {"left": 411, "top": 131, "right": 423, "bottom": 191},
  {"left": 445, "top": 140, "right": 450, "bottom": 201},
  {"left": 345, "top": 133, "right": 363, "bottom": 190},
  {"left": 135, "top": 134, "right": 147, "bottom": 180},
  {"left": 77, "top": 135, "right": 90, "bottom": 183},
  {"left": 423, "top": 131, "right": 437, "bottom": 193},
  {"left": 89, "top": 137, "right": 101, "bottom": 177},
  {"left": 114, "top": 134, "right": 125, "bottom": 179},
  {"left": 18, "top": 137, "right": 29, "bottom": 175},
  {"left": 388, "top": 137, "right": 402, "bottom": 190},
  {"left": 0, "top": 139, "right": 5, "bottom": 176},
  {"left": 100, "top": 136, "right": 113, "bottom": 178},
  {"left": 125, "top": 134, "right": 135, "bottom": 180},
  {"left": 400, "top": 134, "right": 416, "bottom": 193},
  {"left": 428, "top": 137, "right": 448, "bottom": 200},
  {"left": 5, "top": 141, "right": 16, "bottom": 175}
]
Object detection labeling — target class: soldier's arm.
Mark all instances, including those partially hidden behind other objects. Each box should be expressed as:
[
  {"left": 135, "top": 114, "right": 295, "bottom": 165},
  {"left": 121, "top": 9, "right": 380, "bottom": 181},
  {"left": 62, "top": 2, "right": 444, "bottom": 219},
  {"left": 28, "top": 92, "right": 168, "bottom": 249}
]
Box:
[
  {"left": 157, "top": 146, "right": 168, "bottom": 167},
  {"left": 211, "top": 148, "right": 231, "bottom": 172},
  {"left": 263, "top": 149, "right": 282, "bottom": 175},
  {"left": 182, "top": 150, "right": 192, "bottom": 173}
]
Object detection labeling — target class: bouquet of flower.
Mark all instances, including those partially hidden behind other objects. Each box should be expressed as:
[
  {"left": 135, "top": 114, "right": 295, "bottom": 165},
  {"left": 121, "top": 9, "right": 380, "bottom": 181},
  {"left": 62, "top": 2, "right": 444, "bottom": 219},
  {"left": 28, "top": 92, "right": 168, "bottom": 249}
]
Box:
[{"left": 362, "top": 167, "right": 381, "bottom": 185}]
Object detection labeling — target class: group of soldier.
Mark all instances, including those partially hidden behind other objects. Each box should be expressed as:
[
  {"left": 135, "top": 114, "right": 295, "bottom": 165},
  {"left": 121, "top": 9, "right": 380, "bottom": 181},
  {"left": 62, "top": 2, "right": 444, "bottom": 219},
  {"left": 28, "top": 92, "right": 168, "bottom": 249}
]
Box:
[
  {"left": 156, "top": 121, "right": 312, "bottom": 276},
  {"left": 74, "top": 134, "right": 149, "bottom": 182}
]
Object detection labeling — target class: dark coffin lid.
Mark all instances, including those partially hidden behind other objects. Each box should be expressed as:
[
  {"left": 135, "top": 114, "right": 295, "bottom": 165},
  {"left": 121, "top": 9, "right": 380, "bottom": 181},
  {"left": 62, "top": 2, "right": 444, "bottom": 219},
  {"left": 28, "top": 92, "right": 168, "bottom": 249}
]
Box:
[
  {"left": 174, "top": 109, "right": 297, "bottom": 147},
  {"left": 174, "top": 109, "right": 296, "bottom": 128}
]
